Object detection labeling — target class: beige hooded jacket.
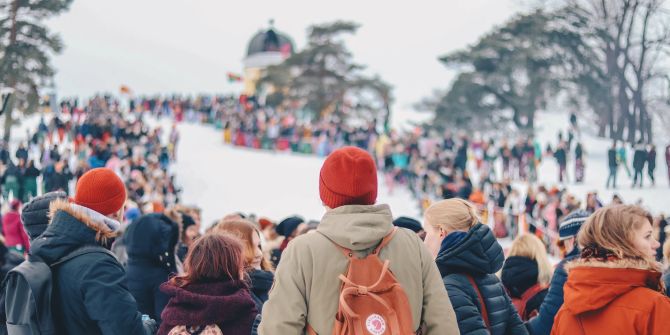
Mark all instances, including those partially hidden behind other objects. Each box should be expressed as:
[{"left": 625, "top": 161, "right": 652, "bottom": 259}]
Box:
[{"left": 259, "top": 204, "right": 459, "bottom": 334}]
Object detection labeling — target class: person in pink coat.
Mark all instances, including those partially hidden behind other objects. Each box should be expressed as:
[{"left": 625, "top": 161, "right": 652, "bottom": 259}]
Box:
[{"left": 2, "top": 200, "right": 29, "bottom": 255}]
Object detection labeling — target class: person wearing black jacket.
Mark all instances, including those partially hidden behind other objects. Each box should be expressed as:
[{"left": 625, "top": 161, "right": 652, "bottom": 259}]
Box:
[
  {"left": 29, "top": 168, "right": 155, "bottom": 334},
  {"left": 124, "top": 210, "right": 182, "bottom": 324},
  {"left": 632, "top": 141, "right": 647, "bottom": 188},
  {"left": 606, "top": 141, "right": 618, "bottom": 189},
  {"left": 553, "top": 142, "right": 568, "bottom": 183},
  {"left": 527, "top": 210, "right": 589, "bottom": 335},
  {"left": 648, "top": 144, "right": 657, "bottom": 186},
  {"left": 424, "top": 198, "right": 527, "bottom": 335}
]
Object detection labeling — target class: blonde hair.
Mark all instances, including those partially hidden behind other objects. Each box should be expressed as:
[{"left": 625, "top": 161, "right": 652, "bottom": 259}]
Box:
[
  {"left": 508, "top": 234, "right": 553, "bottom": 285},
  {"left": 578, "top": 205, "right": 658, "bottom": 269},
  {"left": 425, "top": 198, "right": 480, "bottom": 232}
]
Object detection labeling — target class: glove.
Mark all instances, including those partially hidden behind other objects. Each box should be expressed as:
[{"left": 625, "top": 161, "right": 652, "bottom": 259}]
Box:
[{"left": 142, "top": 318, "right": 157, "bottom": 335}]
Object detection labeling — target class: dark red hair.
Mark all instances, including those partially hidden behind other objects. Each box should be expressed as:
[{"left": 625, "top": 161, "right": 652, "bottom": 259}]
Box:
[{"left": 170, "top": 233, "right": 244, "bottom": 287}]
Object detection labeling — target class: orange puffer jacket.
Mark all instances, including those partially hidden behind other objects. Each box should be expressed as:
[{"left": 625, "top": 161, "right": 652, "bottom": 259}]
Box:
[{"left": 551, "top": 258, "right": 670, "bottom": 335}]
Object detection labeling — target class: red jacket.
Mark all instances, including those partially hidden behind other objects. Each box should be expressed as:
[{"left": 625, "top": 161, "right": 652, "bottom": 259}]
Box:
[
  {"left": 552, "top": 259, "right": 670, "bottom": 335},
  {"left": 2, "top": 211, "right": 30, "bottom": 253}
]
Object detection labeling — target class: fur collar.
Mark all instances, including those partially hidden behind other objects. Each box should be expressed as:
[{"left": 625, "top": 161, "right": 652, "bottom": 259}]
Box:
[
  {"left": 565, "top": 257, "right": 662, "bottom": 273},
  {"left": 48, "top": 198, "right": 120, "bottom": 242}
]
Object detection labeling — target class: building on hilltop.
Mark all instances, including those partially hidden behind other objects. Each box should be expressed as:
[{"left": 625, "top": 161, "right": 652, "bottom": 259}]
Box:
[{"left": 243, "top": 21, "right": 294, "bottom": 97}]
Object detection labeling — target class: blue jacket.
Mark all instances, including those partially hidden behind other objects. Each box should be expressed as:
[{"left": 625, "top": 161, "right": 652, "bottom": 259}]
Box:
[
  {"left": 527, "top": 248, "right": 579, "bottom": 335},
  {"left": 436, "top": 223, "right": 527, "bottom": 335},
  {"left": 124, "top": 213, "right": 180, "bottom": 324}
]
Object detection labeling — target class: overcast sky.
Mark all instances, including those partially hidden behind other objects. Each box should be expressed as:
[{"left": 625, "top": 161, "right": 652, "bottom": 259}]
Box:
[{"left": 47, "top": 0, "right": 520, "bottom": 126}]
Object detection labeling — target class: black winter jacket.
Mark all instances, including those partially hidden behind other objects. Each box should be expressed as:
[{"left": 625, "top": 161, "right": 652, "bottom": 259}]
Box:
[
  {"left": 249, "top": 269, "right": 274, "bottom": 313},
  {"left": 527, "top": 248, "right": 579, "bottom": 335},
  {"left": 436, "top": 223, "right": 527, "bottom": 335},
  {"left": 30, "top": 199, "right": 150, "bottom": 335},
  {"left": 633, "top": 146, "right": 648, "bottom": 170},
  {"left": 501, "top": 256, "right": 547, "bottom": 321},
  {"left": 124, "top": 213, "right": 181, "bottom": 323}
]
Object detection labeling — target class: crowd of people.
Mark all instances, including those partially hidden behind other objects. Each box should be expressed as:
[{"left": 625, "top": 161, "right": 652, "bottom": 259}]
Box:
[{"left": 0, "top": 96, "right": 669, "bottom": 335}]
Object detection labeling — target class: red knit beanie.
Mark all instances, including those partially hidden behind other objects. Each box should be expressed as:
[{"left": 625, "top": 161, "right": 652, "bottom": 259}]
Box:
[
  {"left": 74, "top": 168, "right": 127, "bottom": 216},
  {"left": 319, "top": 146, "right": 377, "bottom": 208}
]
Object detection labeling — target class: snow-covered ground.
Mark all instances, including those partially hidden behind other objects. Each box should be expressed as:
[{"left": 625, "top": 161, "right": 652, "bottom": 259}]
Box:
[
  {"left": 173, "top": 122, "right": 419, "bottom": 226},
  {"left": 530, "top": 111, "right": 669, "bottom": 214},
  {"left": 174, "top": 111, "right": 670, "bottom": 227}
]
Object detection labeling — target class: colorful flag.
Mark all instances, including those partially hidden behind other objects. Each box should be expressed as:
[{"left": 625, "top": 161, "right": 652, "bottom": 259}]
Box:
[{"left": 227, "top": 72, "right": 243, "bottom": 82}]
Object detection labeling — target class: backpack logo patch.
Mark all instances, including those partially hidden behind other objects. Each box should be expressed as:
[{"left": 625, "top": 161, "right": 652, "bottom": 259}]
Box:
[{"left": 365, "top": 314, "right": 386, "bottom": 335}]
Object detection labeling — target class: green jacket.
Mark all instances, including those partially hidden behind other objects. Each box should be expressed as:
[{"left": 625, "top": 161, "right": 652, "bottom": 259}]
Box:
[{"left": 259, "top": 204, "right": 459, "bottom": 334}]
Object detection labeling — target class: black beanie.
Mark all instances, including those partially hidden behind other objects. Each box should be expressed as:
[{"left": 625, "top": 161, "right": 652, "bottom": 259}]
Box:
[
  {"left": 276, "top": 216, "right": 304, "bottom": 238},
  {"left": 393, "top": 216, "right": 423, "bottom": 233},
  {"left": 21, "top": 191, "right": 68, "bottom": 240}
]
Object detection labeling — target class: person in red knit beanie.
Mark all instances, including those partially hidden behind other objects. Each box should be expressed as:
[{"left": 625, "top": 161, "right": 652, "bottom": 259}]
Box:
[
  {"left": 319, "top": 146, "right": 378, "bottom": 208},
  {"left": 27, "top": 167, "right": 157, "bottom": 335},
  {"left": 260, "top": 146, "right": 457, "bottom": 335}
]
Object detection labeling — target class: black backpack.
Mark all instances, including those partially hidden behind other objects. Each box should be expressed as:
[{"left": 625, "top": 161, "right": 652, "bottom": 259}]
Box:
[{"left": 3, "top": 245, "right": 115, "bottom": 335}]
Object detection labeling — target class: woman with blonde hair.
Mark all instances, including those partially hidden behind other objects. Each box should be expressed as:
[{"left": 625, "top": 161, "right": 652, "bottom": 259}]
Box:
[
  {"left": 552, "top": 205, "right": 670, "bottom": 335},
  {"left": 212, "top": 219, "right": 274, "bottom": 312},
  {"left": 424, "top": 198, "right": 527, "bottom": 335},
  {"left": 501, "top": 234, "right": 551, "bottom": 321}
]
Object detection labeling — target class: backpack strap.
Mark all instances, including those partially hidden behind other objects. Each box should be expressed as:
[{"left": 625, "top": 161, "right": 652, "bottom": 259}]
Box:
[
  {"left": 372, "top": 227, "right": 398, "bottom": 255},
  {"left": 51, "top": 245, "right": 117, "bottom": 267},
  {"left": 465, "top": 274, "right": 490, "bottom": 330},
  {"left": 518, "top": 283, "right": 547, "bottom": 319}
]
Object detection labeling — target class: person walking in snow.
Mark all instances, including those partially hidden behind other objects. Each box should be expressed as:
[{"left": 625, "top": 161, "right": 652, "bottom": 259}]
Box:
[
  {"left": 617, "top": 143, "right": 632, "bottom": 178},
  {"left": 666, "top": 144, "right": 670, "bottom": 186},
  {"left": 259, "top": 146, "right": 457, "bottom": 334},
  {"left": 554, "top": 142, "right": 568, "bottom": 183},
  {"left": 648, "top": 144, "right": 657, "bottom": 186},
  {"left": 574, "top": 142, "right": 585, "bottom": 183},
  {"left": 632, "top": 140, "right": 648, "bottom": 188},
  {"left": 551, "top": 205, "right": 670, "bottom": 335},
  {"left": 607, "top": 141, "right": 619, "bottom": 189}
]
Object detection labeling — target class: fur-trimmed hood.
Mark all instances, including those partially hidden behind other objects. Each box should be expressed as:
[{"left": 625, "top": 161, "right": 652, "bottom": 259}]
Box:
[
  {"left": 30, "top": 199, "right": 121, "bottom": 265},
  {"left": 563, "top": 258, "right": 664, "bottom": 315}
]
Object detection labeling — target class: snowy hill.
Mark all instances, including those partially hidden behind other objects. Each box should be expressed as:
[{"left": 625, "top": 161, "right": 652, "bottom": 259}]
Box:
[
  {"left": 173, "top": 122, "right": 420, "bottom": 226},
  {"left": 526, "top": 111, "right": 669, "bottom": 214},
  {"left": 174, "top": 111, "right": 670, "bottom": 227}
]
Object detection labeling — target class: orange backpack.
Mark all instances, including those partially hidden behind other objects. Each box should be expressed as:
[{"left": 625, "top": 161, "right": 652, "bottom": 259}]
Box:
[
  {"left": 510, "top": 283, "right": 547, "bottom": 321},
  {"left": 308, "top": 227, "right": 415, "bottom": 335}
]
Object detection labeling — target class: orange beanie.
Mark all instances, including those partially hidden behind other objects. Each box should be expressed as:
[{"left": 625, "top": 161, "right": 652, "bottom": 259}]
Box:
[
  {"left": 319, "top": 146, "right": 378, "bottom": 208},
  {"left": 74, "top": 168, "right": 127, "bottom": 216}
]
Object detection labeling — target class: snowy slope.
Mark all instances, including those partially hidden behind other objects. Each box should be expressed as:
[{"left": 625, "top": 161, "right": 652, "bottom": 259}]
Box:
[
  {"left": 173, "top": 122, "right": 420, "bottom": 226},
  {"left": 171, "top": 111, "right": 670, "bottom": 227},
  {"left": 529, "top": 111, "right": 669, "bottom": 214}
]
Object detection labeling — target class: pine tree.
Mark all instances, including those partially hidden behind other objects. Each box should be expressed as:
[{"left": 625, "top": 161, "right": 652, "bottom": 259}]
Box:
[{"left": 0, "top": 0, "right": 73, "bottom": 141}]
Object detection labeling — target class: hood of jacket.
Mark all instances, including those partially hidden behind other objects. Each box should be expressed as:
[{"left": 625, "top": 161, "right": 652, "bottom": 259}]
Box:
[
  {"left": 124, "top": 212, "right": 180, "bottom": 257},
  {"left": 501, "top": 256, "right": 539, "bottom": 298},
  {"left": 317, "top": 204, "right": 394, "bottom": 251},
  {"left": 563, "top": 258, "right": 663, "bottom": 315},
  {"left": 30, "top": 198, "right": 121, "bottom": 265},
  {"left": 159, "top": 280, "right": 257, "bottom": 326},
  {"left": 435, "top": 223, "right": 504, "bottom": 276}
]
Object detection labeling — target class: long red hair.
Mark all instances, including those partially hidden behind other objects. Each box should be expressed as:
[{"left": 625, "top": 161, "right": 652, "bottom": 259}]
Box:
[
  {"left": 170, "top": 233, "right": 244, "bottom": 287},
  {"left": 213, "top": 219, "right": 274, "bottom": 272}
]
